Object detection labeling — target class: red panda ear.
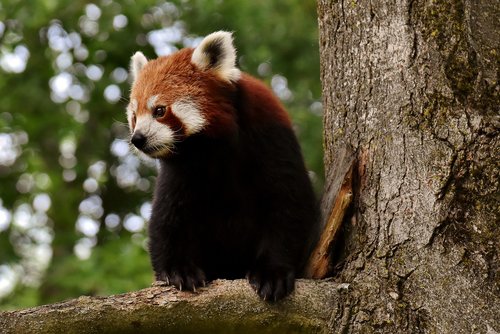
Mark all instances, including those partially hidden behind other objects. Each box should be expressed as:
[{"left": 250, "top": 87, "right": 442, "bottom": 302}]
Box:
[
  {"left": 130, "top": 51, "right": 148, "bottom": 83},
  {"left": 191, "top": 31, "right": 241, "bottom": 82}
]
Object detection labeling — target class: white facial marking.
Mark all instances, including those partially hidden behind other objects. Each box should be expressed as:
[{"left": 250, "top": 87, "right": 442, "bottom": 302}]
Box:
[
  {"left": 134, "top": 114, "right": 175, "bottom": 156},
  {"left": 147, "top": 95, "right": 159, "bottom": 110},
  {"left": 171, "top": 100, "right": 206, "bottom": 135},
  {"left": 127, "top": 99, "right": 138, "bottom": 130}
]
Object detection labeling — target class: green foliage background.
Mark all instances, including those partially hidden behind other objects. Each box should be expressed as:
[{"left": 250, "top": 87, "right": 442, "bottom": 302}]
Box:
[{"left": 0, "top": 0, "right": 322, "bottom": 309}]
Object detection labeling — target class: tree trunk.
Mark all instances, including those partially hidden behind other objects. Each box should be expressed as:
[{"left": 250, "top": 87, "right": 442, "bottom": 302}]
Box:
[{"left": 319, "top": 0, "right": 499, "bottom": 333}]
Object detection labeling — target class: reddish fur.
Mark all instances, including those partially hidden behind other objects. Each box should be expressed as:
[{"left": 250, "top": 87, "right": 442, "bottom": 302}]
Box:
[
  {"left": 236, "top": 73, "right": 292, "bottom": 128},
  {"left": 156, "top": 106, "right": 185, "bottom": 136},
  {"left": 131, "top": 49, "right": 291, "bottom": 139}
]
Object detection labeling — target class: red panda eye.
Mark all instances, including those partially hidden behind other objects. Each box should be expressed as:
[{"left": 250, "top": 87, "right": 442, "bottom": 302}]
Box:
[{"left": 153, "top": 106, "right": 166, "bottom": 118}]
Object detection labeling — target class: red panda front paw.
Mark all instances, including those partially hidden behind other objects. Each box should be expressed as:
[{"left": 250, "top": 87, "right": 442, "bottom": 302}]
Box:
[
  {"left": 157, "top": 264, "right": 206, "bottom": 292},
  {"left": 247, "top": 267, "right": 295, "bottom": 301}
]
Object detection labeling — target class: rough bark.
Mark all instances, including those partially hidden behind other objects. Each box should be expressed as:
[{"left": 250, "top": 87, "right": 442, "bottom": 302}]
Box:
[
  {"left": 319, "top": 0, "right": 499, "bottom": 333},
  {"left": 0, "top": 279, "right": 344, "bottom": 334}
]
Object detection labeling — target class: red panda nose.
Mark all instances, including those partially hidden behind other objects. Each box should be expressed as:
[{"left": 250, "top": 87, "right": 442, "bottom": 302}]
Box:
[{"left": 131, "top": 132, "right": 147, "bottom": 149}]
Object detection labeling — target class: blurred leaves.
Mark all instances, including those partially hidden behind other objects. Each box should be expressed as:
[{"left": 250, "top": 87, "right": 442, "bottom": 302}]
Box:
[{"left": 0, "top": 0, "right": 322, "bottom": 309}]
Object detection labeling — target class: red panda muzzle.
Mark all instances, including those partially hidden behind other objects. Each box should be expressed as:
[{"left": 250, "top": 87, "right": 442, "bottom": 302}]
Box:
[{"left": 131, "top": 132, "right": 146, "bottom": 150}]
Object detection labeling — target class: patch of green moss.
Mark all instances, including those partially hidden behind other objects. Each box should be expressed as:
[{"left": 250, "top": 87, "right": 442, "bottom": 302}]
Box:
[
  {"left": 422, "top": 0, "right": 477, "bottom": 101},
  {"left": 420, "top": 0, "right": 499, "bottom": 111},
  {"left": 21, "top": 300, "right": 328, "bottom": 334},
  {"left": 404, "top": 90, "right": 457, "bottom": 134}
]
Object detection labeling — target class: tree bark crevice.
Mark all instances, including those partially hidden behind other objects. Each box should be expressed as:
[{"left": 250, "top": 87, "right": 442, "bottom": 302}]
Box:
[{"left": 320, "top": 0, "right": 498, "bottom": 332}]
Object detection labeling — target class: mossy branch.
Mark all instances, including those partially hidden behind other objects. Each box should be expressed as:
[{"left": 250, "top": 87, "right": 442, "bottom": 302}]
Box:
[{"left": 0, "top": 279, "right": 341, "bottom": 334}]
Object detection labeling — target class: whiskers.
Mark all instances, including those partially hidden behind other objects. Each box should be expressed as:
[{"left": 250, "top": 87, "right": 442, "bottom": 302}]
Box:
[
  {"left": 151, "top": 127, "right": 183, "bottom": 157},
  {"left": 170, "top": 126, "right": 184, "bottom": 140},
  {"left": 113, "top": 119, "right": 130, "bottom": 128},
  {"left": 126, "top": 125, "right": 182, "bottom": 159},
  {"left": 150, "top": 141, "right": 177, "bottom": 157},
  {"left": 127, "top": 136, "right": 178, "bottom": 158},
  {"left": 119, "top": 96, "right": 130, "bottom": 104}
]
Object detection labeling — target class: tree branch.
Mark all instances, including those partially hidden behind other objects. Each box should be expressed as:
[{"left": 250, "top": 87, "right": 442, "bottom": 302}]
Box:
[{"left": 0, "top": 279, "right": 341, "bottom": 334}]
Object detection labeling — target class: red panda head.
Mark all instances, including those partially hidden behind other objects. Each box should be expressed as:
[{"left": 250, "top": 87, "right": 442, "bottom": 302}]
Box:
[{"left": 127, "top": 31, "right": 240, "bottom": 158}]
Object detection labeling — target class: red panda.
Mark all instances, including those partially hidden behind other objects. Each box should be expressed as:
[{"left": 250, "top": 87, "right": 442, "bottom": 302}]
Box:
[{"left": 127, "top": 31, "right": 319, "bottom": 301}]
